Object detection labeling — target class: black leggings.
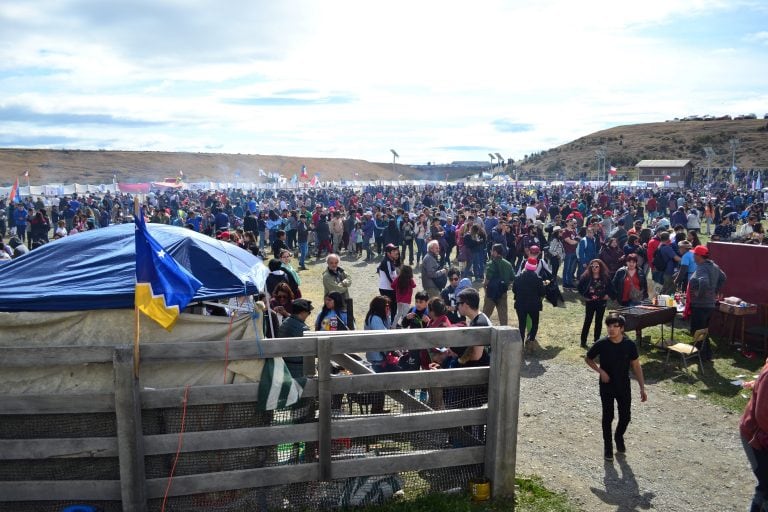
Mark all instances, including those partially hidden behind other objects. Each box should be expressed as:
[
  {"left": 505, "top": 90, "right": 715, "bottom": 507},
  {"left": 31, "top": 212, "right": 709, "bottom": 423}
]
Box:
[
  {"left": 516, "top": 309, "right": 540, "bottom": 342},
  {"left": 581, "top": 300, "right": 607, "bottom": 345}
]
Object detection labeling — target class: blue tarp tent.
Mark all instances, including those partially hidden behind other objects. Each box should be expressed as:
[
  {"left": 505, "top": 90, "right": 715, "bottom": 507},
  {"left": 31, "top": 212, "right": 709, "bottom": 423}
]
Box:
[{"left": 0, "top": 224, "right": 266, "bottom": 312}]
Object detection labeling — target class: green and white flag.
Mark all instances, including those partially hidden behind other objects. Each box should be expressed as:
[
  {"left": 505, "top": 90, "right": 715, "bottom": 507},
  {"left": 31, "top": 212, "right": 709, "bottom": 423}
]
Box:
[{"left": 257, "top": 357, "right": 306, "bottom": 411}]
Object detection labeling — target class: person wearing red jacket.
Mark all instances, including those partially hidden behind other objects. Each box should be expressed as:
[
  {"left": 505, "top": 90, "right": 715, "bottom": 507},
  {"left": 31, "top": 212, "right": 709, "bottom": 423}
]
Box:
[{"left": 740, "top": 358, "right": 768, "bottom": 512}]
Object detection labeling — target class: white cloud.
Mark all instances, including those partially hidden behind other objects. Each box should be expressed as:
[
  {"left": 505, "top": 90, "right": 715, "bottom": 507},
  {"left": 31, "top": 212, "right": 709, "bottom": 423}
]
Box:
[
  {"left": 745, "top": 31, "right": 768, "bottom": 45},
  {"left": 0, "top": 0, "right": 766, "bottom": 164}
]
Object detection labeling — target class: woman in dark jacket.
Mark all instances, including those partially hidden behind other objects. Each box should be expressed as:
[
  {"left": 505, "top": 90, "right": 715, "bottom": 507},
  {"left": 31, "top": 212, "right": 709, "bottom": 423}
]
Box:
[
  {"left": 612, "top": 254, "right": 648, "bottom": 307},
  {"left": 577, "top": 258, "right": 614, "bottom": 348},
  {"left": 599, "top": 237, "right": 624, "bottom": 280},
  {"left": 512, "top": 257, "right": 546, "bottom": 346},
  {"left": 314, "top": 214, "right": 332, "bottom": 258},
  {"left": 384, "top": 218, "right": 401, "bottom": 247}
]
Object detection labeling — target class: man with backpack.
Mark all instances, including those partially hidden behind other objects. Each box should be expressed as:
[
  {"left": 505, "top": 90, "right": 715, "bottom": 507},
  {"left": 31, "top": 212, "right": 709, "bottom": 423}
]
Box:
[{"left": 653, "top": 231, "right": 681, "bottom": 295}]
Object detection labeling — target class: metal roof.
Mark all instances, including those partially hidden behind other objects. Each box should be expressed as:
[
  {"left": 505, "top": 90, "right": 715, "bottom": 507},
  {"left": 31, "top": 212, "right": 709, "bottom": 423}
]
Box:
[{"left": 635, "top": 160, "right": 692, "bottom": 168}]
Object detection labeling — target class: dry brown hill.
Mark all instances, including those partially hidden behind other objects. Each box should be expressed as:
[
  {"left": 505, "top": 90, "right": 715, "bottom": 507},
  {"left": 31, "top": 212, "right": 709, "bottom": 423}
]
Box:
[
  {"left": 518, "top": 118, "right": 768, "bottom": 179},
  {"left": 1, "top": 118, "right": 766, "bottom": 186},
  {"left": 0, "top": 149, "right": 412, "bottom": 187}
]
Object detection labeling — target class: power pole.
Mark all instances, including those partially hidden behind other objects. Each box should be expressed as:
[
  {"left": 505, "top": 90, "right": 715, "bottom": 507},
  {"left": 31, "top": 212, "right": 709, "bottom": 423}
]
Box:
[{"left": 729, "top": 138, "right": 740, "bottom": 184}]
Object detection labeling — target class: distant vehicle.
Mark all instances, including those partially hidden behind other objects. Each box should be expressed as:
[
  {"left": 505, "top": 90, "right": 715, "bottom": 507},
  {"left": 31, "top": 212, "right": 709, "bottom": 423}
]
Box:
[
  {"left": 735, "top": 115, "right": 746, "bottom": 120},
  {"left": 715, "top": 115, "right": 732, "bottom": 120},
  {"left": 702, "top": 115, "right": 714, "bottom": 121},
  {"left": 764, "top": 113, "right": 768, "bottom": 119},
  {"left": 746, "top": 113, "right": 757, "bottom": 119}
]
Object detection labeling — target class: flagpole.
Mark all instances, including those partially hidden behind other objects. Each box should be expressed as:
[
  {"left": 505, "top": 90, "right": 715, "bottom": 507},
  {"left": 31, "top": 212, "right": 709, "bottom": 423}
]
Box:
[
  {"left": 26, "top": 170, "right": 30, "bottom": 193},
  {"left": 133, "top": 198, "right": 141, "bottom": 378}
]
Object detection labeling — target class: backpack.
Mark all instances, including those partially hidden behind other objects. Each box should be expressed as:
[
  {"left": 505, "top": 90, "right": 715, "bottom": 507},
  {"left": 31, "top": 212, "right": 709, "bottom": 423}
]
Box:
[
  {"left": 652, "top": 246, "right": 667, "bottom": 272},
  {"left": 402, "top": 222, "right": 414, "bottom": 241}
]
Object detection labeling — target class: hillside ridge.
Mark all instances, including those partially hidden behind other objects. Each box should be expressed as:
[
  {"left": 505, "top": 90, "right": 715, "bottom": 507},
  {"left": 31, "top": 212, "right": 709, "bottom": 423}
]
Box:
[{"left": 1, "top": 118, "right": 766, "bottom": 186}]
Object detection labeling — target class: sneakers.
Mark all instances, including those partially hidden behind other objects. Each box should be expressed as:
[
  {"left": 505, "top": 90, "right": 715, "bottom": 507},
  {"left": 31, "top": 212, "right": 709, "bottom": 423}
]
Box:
[{"left": 614, "top": 435, "right": 626, "bottom": 454}]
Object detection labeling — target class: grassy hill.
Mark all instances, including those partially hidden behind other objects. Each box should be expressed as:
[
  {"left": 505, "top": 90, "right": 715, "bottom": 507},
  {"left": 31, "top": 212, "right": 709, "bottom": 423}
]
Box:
[
  {"left": 0, "top": 149, "right": 412, "bottom": 187},
  {"left": 1, "top": 118, "right": 766, "bottom": 186},
  {"left": 517, "top": 118, "right": 768, "bottom": 179}
]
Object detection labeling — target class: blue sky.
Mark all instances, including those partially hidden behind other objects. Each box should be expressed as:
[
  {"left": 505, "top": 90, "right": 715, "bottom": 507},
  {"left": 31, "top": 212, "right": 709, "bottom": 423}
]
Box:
[{"left": 0, "top": 0, "right": 766, "bottom": 165}]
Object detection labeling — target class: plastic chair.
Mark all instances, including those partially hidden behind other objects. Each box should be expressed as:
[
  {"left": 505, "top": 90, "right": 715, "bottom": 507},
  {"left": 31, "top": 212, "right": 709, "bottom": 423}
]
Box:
[{"left": 665, "top": 328, "right": 707, "bottom": 374}]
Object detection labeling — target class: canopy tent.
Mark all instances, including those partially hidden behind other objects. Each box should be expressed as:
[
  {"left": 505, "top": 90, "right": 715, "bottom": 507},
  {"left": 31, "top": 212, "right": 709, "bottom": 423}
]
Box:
[{"left": 0, "top": 223, "right": 267, "bottom": 312}]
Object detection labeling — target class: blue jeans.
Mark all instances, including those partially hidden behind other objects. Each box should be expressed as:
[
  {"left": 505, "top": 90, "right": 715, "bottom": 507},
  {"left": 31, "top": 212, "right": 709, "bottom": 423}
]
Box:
[
  {"left": 298, "top": 241, "right": 308, "bottom": 268},
  {"left": 416, "top": 239, "right": 427, "bottom": 263},
  {"left": 563, "top": 253, "right": 578, "bottom": 287},
  {"left": 259, "top": 230, "right": 266, "bottom": 250},
  {"left": 743, "top": 437, "right": 768, "bottom": 512},
  {"left": 472, "top": 251, "right": 485, "bottom": 280}
]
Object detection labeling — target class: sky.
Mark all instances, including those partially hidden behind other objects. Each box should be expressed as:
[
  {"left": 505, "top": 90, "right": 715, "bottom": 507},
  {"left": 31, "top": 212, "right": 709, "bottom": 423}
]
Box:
[{"left": 1, "top": 0, "right": 767, "bottom": 166}]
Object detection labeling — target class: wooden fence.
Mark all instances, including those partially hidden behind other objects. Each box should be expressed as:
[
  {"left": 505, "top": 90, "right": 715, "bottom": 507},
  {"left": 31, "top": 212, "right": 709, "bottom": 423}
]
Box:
[{"left": 0, "top": 326, "right": 522, "bottom": 511}]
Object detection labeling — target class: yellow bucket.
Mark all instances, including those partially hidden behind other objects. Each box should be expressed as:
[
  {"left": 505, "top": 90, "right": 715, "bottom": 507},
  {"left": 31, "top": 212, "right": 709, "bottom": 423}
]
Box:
[{"left": 470, "top": 477, "right": 491, "bottom": 501}]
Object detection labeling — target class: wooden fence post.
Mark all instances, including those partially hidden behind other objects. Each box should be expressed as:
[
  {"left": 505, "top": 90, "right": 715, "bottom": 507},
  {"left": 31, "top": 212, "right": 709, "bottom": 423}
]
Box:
[
  {"left": 316, "top": 336, "right": 332, "bottom": 480},
  {"left": 484, "top": 326, "right": 523, "bottom": 500},
  {"left": 113, "top": 346, "right": 148, "bottom": 512}
]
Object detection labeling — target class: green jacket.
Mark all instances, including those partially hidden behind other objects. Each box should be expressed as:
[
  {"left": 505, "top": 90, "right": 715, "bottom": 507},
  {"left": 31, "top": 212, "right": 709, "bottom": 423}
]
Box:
[{"left": 486, "top": 256, "right": 514, "bottom": 283}]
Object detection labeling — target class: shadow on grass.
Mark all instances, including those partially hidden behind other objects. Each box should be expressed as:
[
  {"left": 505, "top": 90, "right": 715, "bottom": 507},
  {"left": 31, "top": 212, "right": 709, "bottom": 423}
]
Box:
[
  {"left": 558, "top": 288, "right": 584, "bottom": 305},
  {"left": 534, "top": 344, "right": 565, "bottom": 361},
  {"left": 639, "top": 336, "right": 764, "bottom": 411}
]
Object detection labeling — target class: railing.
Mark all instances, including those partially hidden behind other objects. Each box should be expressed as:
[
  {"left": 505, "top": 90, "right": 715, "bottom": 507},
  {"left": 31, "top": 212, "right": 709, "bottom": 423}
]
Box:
[{"left": 0, "top": 326, "right": 522, "bottom": 511}]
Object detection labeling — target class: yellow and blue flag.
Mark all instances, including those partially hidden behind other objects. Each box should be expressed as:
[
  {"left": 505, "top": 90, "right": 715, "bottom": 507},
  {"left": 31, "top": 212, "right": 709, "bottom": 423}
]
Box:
[{"left": 135, "top": 210, "right": 202, "bottom": 330}]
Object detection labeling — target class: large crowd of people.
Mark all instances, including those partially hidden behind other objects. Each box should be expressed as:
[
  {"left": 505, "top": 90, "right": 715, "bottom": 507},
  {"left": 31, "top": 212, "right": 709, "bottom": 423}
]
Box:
[
  {"left": 1, "top": 182, "right": 761, "bottom": 334},
  {"left": 3, "top": 178, "right": 768, "bottom": 494}
]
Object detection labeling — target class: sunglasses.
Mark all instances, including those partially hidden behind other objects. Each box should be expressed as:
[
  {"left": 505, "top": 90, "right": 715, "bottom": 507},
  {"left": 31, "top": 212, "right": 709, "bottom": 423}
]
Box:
[{"left": 450, "top": 277, "right": 460, "bottom": 282}]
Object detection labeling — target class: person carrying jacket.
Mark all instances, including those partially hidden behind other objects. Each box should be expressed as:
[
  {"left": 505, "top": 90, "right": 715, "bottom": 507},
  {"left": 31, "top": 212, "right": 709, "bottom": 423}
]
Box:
[
  {"left": 483, "top": 243, "right": 514, "bottom": 326},
  {"left": 512, "top": 256, "right": 545, "bottom": 350}
]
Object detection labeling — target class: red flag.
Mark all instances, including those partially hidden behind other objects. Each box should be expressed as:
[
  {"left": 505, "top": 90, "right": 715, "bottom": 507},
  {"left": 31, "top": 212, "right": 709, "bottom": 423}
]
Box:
[
  {"left": 310, "top": 174, "right": 318, "bottom": 186},
  {"left": 609, "top": 166, "right": 617, "bottom": 176},
  {"left": 301, "top": 165, "right": 308, "bottom": 179},
  {"left": 8, "top": 177, "right": 19, "bottom": 203}
]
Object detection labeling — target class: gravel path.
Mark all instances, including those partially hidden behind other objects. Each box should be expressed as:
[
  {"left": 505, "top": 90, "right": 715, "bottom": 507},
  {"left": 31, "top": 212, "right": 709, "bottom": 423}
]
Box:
[
  {"left": 305, "top": 254, "right": 755, "bottom": 511},
  {"left": 516, "top": 358, "right": 752, "bottom": 511}
]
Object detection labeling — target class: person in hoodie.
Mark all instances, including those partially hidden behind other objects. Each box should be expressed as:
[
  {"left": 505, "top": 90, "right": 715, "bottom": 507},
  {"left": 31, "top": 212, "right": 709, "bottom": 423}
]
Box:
[
  {"left": 265, "top": 258, "right": 299, "bottom": 298},
  {"left": 687, "top": 245, "right": 726, "bottom": 360},
  {"left": 577, "top": 226, "right": 599, "bottom": 276},
  {"left": 440, "top": 268, "right": 465, "bottom": 324},
  {"left": 362, "top": 212, "right": 376, "bottom": 261}
]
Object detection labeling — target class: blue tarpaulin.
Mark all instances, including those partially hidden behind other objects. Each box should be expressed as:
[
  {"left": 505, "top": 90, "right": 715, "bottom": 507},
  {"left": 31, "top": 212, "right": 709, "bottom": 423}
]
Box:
[{"left": 0, "top": 223, "right": 266, "bottom": 312}]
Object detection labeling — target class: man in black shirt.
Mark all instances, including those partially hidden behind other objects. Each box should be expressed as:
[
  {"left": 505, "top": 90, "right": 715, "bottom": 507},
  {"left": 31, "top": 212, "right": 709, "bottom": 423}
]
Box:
[{"left": 585, "top": 314, "right": 647, "bottom": 461}]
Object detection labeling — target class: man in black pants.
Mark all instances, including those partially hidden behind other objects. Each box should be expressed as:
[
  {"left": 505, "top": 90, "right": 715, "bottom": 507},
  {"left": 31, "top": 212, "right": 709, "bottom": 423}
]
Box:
[{"left": 585, "top": 315, "right": 647, "bottom": 461}]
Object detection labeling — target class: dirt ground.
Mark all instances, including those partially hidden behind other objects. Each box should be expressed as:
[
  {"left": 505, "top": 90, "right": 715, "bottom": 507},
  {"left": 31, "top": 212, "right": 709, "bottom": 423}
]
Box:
[{"left": 292, "top": 250, "right": 754, "bottom": 512}]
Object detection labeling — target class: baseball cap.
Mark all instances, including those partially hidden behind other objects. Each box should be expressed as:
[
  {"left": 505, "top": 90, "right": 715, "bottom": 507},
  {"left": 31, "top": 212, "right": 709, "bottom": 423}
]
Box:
[
  {"left": 692, "top": 245, "right": 709, "bottom": 257},
  {"left": 385, "top": 243, "right": 399, "bottom": 252}
]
